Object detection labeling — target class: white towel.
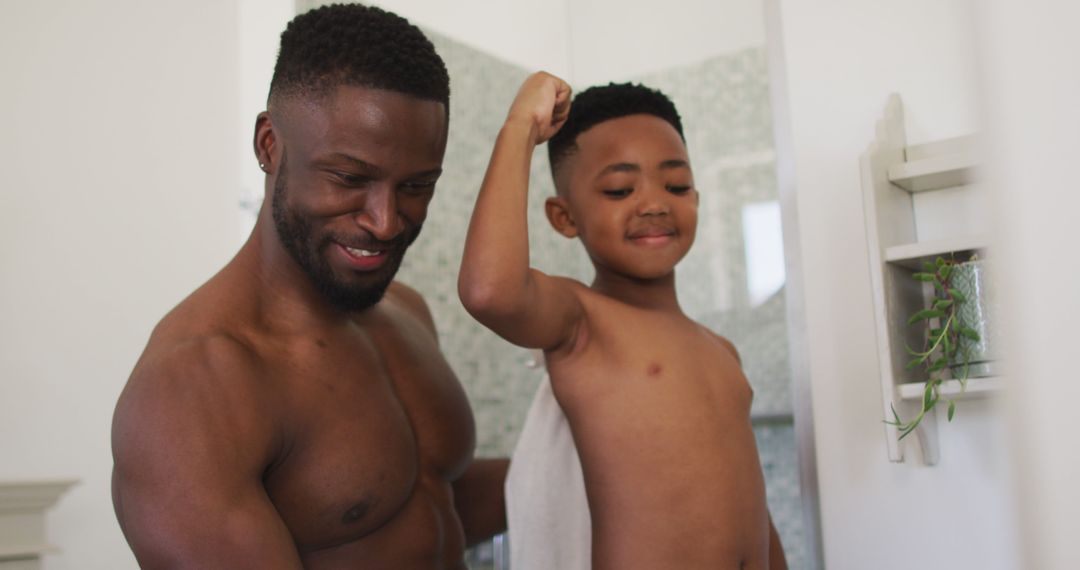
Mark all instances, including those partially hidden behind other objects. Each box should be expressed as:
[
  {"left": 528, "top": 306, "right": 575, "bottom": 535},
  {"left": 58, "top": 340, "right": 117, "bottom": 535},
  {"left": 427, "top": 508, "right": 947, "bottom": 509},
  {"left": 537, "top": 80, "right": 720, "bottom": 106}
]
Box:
[{"left": 505, "top": 376, "right": 592, "bottom": 570}]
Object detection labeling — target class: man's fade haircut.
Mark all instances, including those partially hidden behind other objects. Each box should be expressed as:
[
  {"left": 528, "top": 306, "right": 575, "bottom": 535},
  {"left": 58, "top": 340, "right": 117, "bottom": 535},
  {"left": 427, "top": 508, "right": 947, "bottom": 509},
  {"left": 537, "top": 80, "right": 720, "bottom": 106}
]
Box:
[
  {"left": 268, "top": 3, "right": 449, "bottom": 110},
  {"left": 547, "top": 82, "right": 684, "bottom": 185}
]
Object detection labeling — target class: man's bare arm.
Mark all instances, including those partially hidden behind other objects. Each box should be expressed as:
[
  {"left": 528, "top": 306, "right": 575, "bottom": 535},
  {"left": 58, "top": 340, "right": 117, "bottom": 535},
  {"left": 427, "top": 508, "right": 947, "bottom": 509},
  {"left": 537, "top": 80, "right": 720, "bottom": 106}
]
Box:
[
  {"left": 452, "top": 458, "right": 510, "bottom": 547},
  {"left": 112, "top": 337, "right": 303, "bottom": 569},
  {"left": 458, "top": 72, "right": 584, "bottom": 352}
]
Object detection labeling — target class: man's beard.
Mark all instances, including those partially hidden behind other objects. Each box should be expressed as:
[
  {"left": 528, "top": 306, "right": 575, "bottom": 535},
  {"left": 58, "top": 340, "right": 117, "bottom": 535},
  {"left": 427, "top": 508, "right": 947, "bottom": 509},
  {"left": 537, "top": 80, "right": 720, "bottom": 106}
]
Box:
[{"left": 271, "top": 160, "right": 421, "bottom": 313}]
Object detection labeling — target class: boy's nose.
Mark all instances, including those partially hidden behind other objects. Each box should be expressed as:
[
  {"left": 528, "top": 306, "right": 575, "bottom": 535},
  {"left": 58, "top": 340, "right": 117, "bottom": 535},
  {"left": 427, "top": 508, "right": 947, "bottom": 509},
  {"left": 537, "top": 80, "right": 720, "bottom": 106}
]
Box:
[
  {"left": 636, "top": 191, "right": 671, "bottom": 217},
  {"left": 354, "top": 185, "right": 404, "bottom": 241}
]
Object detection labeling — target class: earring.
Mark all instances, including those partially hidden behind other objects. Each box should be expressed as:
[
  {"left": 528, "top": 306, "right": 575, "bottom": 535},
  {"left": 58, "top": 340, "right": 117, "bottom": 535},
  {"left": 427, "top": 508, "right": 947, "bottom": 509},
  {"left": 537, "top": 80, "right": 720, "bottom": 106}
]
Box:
[{"left": 259, "top": 162, "right": 266, "bottom": 170}]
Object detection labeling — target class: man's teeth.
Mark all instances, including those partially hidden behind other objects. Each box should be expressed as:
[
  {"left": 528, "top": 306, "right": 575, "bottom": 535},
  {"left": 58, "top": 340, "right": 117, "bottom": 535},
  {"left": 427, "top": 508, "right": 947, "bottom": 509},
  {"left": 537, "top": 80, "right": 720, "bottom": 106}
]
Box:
[{"left": 345, "top": 246, "right": 380, "bottom": 257}]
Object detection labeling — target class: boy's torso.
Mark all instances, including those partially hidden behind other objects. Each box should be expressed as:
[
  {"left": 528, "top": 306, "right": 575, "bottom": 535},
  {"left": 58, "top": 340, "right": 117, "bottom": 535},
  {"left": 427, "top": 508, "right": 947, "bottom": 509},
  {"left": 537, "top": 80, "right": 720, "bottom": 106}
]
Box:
[{"left": 545, "top": 285, "right": 770, "bottom": 570}]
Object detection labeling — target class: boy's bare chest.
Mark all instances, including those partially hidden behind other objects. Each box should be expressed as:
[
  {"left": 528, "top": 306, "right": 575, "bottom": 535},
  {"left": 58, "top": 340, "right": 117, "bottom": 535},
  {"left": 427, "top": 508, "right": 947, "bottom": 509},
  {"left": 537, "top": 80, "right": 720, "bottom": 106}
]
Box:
[
  {"left": 260, "top": 318, "right": 475, "bottom": 552},
  {"left": 559, "top": 307, "right": 744, "bottom": 382}
]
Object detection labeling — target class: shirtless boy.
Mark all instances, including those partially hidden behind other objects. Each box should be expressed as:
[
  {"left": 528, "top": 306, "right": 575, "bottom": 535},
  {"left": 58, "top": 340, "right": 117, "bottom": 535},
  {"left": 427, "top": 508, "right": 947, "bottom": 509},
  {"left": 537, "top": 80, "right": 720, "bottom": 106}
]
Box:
[
  {"left": 459, "top": 72, "right": 787, "bottom": 569},
  {"left": 112, "top": 6, "right": 506, "bottom": 568}
]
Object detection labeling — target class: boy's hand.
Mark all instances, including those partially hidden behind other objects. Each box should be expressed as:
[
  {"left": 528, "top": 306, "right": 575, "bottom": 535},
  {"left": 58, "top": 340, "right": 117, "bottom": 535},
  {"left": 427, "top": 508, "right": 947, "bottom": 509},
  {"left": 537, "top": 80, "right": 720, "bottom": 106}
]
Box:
[{"left": 506, "top": 71, "right": 572, "bottom": 145}]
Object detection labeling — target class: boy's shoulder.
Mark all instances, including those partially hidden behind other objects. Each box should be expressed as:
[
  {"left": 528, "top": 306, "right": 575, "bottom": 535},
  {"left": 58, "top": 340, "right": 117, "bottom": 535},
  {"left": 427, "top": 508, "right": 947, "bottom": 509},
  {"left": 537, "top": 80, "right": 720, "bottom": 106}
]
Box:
[
  {"left": 698, "top": 326, "right": 742, "bottom": 365},
  {"left": 567, "top": 284, "right": 742, "bottom": 364}
]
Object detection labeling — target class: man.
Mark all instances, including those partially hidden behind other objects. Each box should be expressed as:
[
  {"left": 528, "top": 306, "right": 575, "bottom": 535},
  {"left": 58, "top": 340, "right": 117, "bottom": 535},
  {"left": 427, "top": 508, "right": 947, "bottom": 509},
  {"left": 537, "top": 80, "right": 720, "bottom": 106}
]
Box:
[{"left": 111, "top": 5, "right": 507, "bottom": 568}]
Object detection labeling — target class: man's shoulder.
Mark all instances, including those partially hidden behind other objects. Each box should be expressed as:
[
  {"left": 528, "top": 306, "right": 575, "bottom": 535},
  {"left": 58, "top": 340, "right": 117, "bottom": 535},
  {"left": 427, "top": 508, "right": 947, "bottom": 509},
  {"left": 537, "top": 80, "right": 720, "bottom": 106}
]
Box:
[
  {"left": 115, "top": 330, "right": 280, "bottom": 463},
  {"left": 121, "top": 328, "right": 271, "bottom": 424},
  {"left": 136, "top": 330, "right": 263, "bottom": 384},
  {"left": 382, "top": 281, "right": 438, "bottom": 335}
]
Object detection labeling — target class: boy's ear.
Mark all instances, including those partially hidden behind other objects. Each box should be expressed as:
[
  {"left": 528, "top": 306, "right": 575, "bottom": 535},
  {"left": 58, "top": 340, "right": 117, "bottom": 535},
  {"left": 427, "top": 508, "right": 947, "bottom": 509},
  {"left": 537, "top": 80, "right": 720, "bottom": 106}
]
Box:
[{"left": 544, "top": 196, "right": 578, "bottom": 238}]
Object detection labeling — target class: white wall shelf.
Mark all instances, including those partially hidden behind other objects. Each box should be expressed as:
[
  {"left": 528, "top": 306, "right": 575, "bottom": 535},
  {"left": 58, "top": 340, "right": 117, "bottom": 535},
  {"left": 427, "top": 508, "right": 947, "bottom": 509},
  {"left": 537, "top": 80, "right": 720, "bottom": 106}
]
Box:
[
  {"left": 887, "top": 135, "right": 979, "bottom": 192},
  {"left": 0, "top": 480, "right": 76, "bottom": 570},
  {"left": 860, "top": 95, "right": 997, "bottom": 466},
  {"left": 884, "top": 236, "right": 988, "bottom": 269},
  {"left": 897, "top": 377, "right": 1003, "bottom": 400}
]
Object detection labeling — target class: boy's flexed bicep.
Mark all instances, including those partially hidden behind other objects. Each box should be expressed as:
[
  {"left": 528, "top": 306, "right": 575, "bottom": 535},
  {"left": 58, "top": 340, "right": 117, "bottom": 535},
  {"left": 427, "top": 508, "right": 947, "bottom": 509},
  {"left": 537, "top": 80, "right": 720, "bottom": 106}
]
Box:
[
  {"left": 466, "top": 267, "right": 586, "bottom": 351},
  {"left": 459, "top": 72, "right": 584, "bottom": 351}
]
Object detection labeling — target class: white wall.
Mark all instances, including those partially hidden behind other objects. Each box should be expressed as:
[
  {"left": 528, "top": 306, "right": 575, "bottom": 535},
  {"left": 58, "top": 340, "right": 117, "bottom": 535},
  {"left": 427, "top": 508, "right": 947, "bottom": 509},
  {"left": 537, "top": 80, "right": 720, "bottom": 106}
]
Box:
[
  {"left": 362, "top": 0, "right": 573, "bottom": 79},
  {"left": 568, "top": 0, "right": 764, "bottom": 85},
  {"left": 0, "top": 1, "right": 287, "bottom": 568},
  {"left": 368, "top": 0, "right": 763, "bottom": 86},
  {"left": 977, "top": 2, "right": 1080, "bottom": 569},
  {"left": 771, "top": 0, "right": 1020, "bottom": 568}
]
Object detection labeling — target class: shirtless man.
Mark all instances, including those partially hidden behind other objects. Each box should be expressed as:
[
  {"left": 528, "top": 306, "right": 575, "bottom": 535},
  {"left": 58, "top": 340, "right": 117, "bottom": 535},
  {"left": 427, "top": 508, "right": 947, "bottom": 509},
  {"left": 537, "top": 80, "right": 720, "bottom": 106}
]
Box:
[{"left": 111, "top": 5, "right": 506, "bottom": 568}]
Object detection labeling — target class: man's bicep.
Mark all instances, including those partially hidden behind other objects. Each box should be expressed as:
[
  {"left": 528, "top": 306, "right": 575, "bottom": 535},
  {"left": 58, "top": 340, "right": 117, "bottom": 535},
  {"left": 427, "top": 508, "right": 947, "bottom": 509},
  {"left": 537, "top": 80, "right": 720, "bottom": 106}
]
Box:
[
  {"left": 111, "top": 344, "right": 301, "bottom": 568},
  {"left": 114, "top": 466, "right": 302, "bottom": 569},
  {"left": 452, "top": 458, "right": 509, "bottom": 546}
]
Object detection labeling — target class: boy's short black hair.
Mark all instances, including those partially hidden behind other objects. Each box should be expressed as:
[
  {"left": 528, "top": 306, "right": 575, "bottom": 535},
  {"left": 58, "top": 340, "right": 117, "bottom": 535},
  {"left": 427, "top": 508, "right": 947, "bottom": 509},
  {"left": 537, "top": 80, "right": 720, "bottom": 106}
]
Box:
[
  {"left": 547, "top": 82, "right": 684, "bottom": 182},
  {"left": 268, "top": 3, "right": 449, "bottom": 109}
]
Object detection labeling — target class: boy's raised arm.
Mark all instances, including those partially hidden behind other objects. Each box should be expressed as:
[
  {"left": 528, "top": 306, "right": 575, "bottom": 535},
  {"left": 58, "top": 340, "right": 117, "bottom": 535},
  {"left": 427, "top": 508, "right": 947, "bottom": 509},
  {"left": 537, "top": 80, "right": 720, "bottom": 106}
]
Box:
[{"left": 459, "top": 72, "right": 584, "bottom": 351}]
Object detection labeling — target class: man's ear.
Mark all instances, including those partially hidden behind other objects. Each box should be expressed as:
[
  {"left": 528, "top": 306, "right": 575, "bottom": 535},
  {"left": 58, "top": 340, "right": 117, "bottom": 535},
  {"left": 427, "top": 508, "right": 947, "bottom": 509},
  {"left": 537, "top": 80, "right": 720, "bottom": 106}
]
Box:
[
  {"left": 545, "top": 196, "right": 578, "bottom": 238},
  {"left": 253, "top": 111, "right": 277, "bottom": 174}
]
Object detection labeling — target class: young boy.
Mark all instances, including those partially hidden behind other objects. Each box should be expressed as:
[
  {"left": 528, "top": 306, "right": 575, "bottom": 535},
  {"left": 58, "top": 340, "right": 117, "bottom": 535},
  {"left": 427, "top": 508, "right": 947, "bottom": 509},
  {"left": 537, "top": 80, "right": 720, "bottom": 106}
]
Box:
[{"left": 459, "top": 72, "right": 787, "bottom": 569}]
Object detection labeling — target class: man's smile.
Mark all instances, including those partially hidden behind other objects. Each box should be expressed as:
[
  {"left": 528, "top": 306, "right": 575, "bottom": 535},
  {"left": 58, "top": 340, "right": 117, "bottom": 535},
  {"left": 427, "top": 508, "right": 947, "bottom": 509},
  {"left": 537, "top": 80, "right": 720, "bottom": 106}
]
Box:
[{"left": 334, "top": 242, "right": 392, "bottom": 270}]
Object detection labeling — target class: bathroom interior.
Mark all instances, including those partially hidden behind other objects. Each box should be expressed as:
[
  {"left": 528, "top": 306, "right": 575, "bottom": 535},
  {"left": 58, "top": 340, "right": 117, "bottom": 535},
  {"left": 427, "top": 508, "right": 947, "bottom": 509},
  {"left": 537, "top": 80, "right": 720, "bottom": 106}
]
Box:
[{"left": 1, "top": 0, "right": 1076, "bottom": 569}]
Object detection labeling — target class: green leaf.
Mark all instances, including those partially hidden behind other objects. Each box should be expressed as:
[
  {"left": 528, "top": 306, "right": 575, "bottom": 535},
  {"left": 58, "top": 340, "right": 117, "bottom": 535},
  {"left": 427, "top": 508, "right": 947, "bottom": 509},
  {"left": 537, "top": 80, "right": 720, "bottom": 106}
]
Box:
[
  {"left": 940, "top": 265, "right": 953, "bottom": 281},
  {"left": 929, "top": 357, "right": 948, "bottom": 373},
  {"left": 933, "top": 299, "right": 954, "bottom": 311},
  {"left": 905, "top": 357, "right": 924, "bottom": 370},
  {"left": 933, "top": 280, "right": 946, "bottom": 293},
  {"left": 913, "top": 272, "right": 936, "bottom": 282},
  {"left": 950, "top": 288, "right": 967, "bottom": 303},
  {"left": 907, "top": 309, "right": 945, "bottom": 325},
  {"left": 923, "top": 384, "right": 938, "bottom": 410},
  {"left": 960, "top": 327, "right": 981, "bottom": 341},
  {"left": 947, "top": 400, "right": 956, "bottom": 421},
  {"left": 936, "top": 257, "right": 947, "bottom": 268},
  {"left": 922, "top": 261, "right": 938, "bottom": 273}
]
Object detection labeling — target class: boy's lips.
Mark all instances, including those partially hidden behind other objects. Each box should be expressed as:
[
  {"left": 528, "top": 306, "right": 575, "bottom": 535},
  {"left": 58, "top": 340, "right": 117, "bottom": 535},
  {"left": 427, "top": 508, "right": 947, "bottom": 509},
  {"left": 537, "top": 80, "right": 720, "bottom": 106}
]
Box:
[{"left": 627, "top": 226, "right": 676, "bottom": 246}]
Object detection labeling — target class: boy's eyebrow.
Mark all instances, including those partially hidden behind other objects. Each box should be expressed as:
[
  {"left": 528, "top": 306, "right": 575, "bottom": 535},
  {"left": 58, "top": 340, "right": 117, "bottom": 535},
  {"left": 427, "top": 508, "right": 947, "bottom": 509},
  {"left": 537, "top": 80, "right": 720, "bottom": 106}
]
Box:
[
  {"left": 594, "top": 162, "right": 640, "bottom": 179},
  {"left": 659, "top": 159, "right": 690, "bottom": 170},
  {"left": 594, "top": 159, "right": 690, "bottom": 179}
]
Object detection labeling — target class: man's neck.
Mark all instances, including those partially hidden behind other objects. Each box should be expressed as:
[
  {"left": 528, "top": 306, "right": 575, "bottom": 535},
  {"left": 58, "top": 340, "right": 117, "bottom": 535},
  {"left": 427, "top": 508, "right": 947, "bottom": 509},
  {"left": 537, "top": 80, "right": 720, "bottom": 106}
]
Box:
[
  {"left": 590, "top": 269, "right": 683, "bottom": 314},
  {"left": 235, "top": 212, "right": 360, "bottom": 332}
]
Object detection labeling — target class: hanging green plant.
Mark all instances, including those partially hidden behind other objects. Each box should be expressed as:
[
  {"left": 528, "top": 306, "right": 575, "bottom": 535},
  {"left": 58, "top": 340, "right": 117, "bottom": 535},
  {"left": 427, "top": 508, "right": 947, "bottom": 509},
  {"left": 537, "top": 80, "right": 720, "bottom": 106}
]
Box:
[{"left": 886, "top": 255, "right": 982, "bottom": 440}]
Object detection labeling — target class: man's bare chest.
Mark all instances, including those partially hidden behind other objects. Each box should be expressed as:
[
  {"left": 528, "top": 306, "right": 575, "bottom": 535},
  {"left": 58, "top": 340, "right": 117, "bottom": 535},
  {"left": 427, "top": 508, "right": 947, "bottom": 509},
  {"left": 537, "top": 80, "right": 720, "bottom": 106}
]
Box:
[{"left": 257, "top": 321, "right": 475, "bottom": 551}]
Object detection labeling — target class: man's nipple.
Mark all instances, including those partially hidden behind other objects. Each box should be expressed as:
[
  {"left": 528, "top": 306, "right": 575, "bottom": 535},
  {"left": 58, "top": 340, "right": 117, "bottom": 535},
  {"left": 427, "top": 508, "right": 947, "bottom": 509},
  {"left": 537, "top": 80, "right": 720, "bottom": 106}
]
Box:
[{"left": 342, "top": 498, "right": 374, "bottom": 525}]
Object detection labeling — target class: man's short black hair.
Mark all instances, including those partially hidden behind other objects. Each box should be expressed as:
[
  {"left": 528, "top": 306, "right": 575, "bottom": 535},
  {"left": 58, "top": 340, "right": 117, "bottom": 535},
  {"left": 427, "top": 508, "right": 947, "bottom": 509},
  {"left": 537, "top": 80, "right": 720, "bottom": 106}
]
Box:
[
  {"left": 268, "top": 3, "right": 449, "bottom": 108},
  {"left": 547, "top": 82, "right": 684, "bottom": 182}
]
